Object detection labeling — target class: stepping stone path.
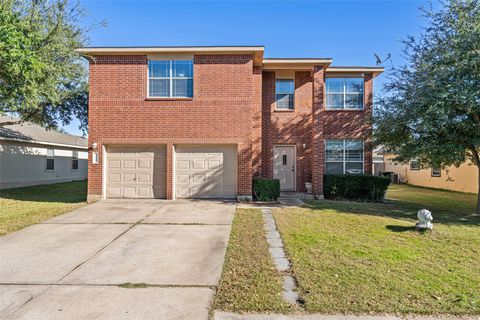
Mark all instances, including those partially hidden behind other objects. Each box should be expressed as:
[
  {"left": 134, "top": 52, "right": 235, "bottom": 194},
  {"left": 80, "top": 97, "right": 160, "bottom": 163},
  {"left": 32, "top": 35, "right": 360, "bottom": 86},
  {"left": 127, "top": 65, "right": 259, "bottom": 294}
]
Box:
[{"left": 262, "top": 209, "right": 299, "bottom": 305}]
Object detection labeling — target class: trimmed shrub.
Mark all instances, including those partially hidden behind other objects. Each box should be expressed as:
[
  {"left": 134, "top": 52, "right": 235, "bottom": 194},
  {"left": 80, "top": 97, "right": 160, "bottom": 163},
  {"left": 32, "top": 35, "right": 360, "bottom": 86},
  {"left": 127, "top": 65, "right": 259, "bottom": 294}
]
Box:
[
  {"left": 253, "top": 178, "right": 281, "bottom": 201},
  {"left": 324, "top": 174, "right": 390, "bottom": 201}
]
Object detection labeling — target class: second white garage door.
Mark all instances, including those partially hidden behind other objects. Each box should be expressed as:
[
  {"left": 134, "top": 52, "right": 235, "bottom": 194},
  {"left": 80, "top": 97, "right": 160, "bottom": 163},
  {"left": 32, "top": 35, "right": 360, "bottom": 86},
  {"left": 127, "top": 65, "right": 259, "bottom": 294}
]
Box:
[{"left": 175, "top": 145, "right": 236, "bottom": 199}]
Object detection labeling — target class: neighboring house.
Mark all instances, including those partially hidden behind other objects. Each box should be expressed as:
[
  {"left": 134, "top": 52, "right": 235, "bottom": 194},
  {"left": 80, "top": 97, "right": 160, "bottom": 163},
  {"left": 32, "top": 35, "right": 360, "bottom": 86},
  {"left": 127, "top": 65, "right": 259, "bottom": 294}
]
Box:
[
  {"left": 0, "top": 116, "right": 88, "bottom": 189},
  {"left": 77, "top": 46, "right": 383, "bottom": 201},
  {"left": 372, "top": 146, "right": 385, "bottom": 175},
  {"left": 383, "top": 153, "right": 478, "bottom": 193}
]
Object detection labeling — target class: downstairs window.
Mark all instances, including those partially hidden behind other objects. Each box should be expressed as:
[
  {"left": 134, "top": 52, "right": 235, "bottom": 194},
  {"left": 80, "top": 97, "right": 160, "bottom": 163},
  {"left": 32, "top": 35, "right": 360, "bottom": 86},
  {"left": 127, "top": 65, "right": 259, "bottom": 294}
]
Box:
[{"left": 325, "top": 140, "right": 364, "bottom": 174}]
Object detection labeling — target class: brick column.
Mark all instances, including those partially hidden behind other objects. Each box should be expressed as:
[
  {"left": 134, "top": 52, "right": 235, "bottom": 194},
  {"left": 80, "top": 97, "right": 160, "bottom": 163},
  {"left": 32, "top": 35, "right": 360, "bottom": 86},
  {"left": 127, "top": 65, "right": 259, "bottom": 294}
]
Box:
[
  {"left": 311, "top": 65, "right": 325, "bottom": 197},
  {"left": 262, "top": 71, "right": 275, "bottom": 178},
  {"left": 252, "top": 66, "right": 263, "bottom": 177},
  {"left": 237, "top": 142, "right": 253, "bottom": 200},
  {"left": 364, "top": 73, "right": 373, "bottom": 174},
  {"left": 166, "top": 143, "right": 174, "bottom": 200}
]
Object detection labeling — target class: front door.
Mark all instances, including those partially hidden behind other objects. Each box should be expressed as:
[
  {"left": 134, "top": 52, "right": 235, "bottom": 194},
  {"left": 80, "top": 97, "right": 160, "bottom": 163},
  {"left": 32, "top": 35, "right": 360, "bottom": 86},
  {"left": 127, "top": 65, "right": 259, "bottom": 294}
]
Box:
[{"left": 273, "top": 146, "right": 296, "bottom": 191}]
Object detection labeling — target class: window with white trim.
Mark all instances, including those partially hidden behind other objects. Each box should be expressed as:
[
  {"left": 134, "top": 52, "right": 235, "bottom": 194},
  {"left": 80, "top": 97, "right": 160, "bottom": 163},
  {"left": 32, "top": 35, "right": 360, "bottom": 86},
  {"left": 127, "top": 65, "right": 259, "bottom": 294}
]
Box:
[
  {"left": 325, "top": 140, "right": 364, "bottom": 174},
  {"left": 148, "top": 60, "right": 193, "bottom": 98},
  {"left": 275, "top": 79, "right": 294, "bottom": 110},
  {"left": 72, "top": 151, "right": 79, "bottom": 170},
  {"left": 431, "top": 167, "right": 441, "bottom": 177},
  {"left": 326, "top": 78, "right": 364, "bottom": 110},
  {"left": 46, "top": 149, "right": 55, "bottom": 171}
]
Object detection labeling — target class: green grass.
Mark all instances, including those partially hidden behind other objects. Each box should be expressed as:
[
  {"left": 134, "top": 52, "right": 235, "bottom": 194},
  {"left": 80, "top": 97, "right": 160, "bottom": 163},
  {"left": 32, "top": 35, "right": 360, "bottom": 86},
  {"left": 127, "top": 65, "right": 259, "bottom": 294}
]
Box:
[
  {"left": 273, "top": 184, "right": 480, "bottom": 315},
  {"left": 213, "top": 209, "right": 293, "bottom": 313},
  {"left": 0, "top": 180, "right": 87, "bottom": 236}
]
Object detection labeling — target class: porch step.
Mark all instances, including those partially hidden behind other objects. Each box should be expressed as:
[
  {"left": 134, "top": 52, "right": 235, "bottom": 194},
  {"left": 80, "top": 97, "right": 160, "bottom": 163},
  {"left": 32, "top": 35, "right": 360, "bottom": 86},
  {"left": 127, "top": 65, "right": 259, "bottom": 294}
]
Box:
[
  {"left": 280, "top": 192, "right": 315, "bottom": 200},
  {"left": 278, "top": 198, "right": 305, "bottom": 206}
]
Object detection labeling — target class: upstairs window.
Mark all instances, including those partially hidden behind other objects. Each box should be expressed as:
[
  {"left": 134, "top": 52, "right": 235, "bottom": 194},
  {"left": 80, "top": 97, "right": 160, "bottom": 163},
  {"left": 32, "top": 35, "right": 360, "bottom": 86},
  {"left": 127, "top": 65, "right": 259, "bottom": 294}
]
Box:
[
  {"left": 326, "top": 78, "right": 364, "bottom": 110},
  {"left": 325, "top": 140, "right": 364, "bottom": 174},
  {"left": 275, "top": 79, "right": 294, "bottom": 110},
  {"left": 431, "top": 167, "right": 441, "bottom": 177},
  {"left": 148, "top": 60, "right": 193, "bottom": 98},
  {"left": 72, "top": 151, "right": 79, "bottom": 170},
  {"left": 46, "top": 149, "right": 55, "bottom": 171}
]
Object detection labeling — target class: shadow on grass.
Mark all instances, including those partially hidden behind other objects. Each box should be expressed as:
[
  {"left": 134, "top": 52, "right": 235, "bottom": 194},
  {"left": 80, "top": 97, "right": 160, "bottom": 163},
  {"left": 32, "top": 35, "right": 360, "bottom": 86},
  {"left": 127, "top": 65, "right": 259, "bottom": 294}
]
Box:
[
  {"left": 304, "top": 197, "right": 480, "bottom": 227},
  {"left": 385, "top": 225, "right": 417, "bottom": 232},
  {"left": 0, "top": 180, "right": 87, "bottom": 204}
]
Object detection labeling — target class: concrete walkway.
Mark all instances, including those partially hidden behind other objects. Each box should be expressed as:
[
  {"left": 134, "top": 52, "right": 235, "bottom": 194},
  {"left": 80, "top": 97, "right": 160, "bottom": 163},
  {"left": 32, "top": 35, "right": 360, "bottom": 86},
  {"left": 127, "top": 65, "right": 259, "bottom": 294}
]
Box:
[{"left": 0, "top": 199, "right": 235, "bottom": 320}]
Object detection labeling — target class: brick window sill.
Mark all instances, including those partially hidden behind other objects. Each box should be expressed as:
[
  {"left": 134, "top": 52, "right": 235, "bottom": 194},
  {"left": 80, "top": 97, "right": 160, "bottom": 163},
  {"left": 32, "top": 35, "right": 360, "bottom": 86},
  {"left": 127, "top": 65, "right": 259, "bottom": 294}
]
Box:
[
  {"left": 274, "top": 109, "right": 295, "bottom": 112},
  {"left": 145, "top": 97, "right": 194, "bottom": 101},
  {"left": 324, "top": 109, "right": 366, "bottom": 112}
]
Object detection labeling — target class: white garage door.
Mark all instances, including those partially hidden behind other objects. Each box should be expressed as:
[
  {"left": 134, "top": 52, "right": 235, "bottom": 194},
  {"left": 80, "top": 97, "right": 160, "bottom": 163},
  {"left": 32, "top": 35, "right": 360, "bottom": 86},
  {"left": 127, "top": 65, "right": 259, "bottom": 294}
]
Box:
[
  {"left": 175, "top": 145, "right": 236, "bottom": 199},
  {"left": 106, "top": 146, "right": 166, "bottom": 199}
]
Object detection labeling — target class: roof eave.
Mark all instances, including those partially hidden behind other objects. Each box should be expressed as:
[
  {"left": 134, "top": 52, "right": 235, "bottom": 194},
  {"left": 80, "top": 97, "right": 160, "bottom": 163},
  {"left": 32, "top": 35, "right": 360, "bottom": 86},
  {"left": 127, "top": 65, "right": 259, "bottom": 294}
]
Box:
[
  {"left": 326, "top": 66, "right": 385, "bottom": 78},
  {"left": 0, "top": 136, "right": 88, "bottom": 149},
  {"left": 262, "top": 58, "right": 333, "bottom": 70},
  {"left": 75, "top": 46, "right": 265, "bottom": 66}
]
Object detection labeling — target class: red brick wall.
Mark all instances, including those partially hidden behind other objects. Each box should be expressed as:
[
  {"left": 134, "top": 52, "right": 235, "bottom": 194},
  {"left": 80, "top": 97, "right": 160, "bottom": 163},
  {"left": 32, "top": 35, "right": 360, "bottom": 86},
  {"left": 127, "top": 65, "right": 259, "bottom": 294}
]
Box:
[
  {"left": 321, "top": 73, "right": 374, "bottom": 175},
  {"left": 262, "top": 71, "right": 313, "bottom": 192},
  {"left": 88, "top": 52, "right": 374, "bottom": 200},
  {"left": 252, "top": 66, "right": 263, "bottom": 177},
  {"left": 311, "top": 66, "right": 325, "bottom": 196},
  {"left": 87, "top": 54, "right": 256, "bottom": 199},
  {"left": 262, "top": 68, "right": 373, "bottom": 196}
]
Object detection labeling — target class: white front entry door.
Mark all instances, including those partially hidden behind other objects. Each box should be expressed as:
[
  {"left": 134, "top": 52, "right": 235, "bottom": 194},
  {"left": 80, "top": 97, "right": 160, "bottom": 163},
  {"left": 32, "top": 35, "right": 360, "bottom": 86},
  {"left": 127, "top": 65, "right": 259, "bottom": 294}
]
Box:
[{"left": 273, "top": 146, "right": 296, "bottom": 191}]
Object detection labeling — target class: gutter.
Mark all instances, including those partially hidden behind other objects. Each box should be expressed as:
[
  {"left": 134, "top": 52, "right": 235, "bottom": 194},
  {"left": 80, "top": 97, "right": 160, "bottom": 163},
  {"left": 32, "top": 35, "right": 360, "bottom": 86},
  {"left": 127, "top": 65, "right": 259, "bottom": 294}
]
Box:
[{"left": 0, "top": 137, "right": 88, "bottom": 150}]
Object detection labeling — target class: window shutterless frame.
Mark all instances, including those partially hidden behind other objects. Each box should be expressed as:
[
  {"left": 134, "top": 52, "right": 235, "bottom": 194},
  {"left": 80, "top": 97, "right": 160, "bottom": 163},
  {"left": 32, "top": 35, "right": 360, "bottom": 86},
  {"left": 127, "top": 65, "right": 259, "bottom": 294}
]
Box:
[
  {"left": 431, "top": 168, "right": 441, "bottom": 177},
  {"left": 72, "top": 150, "right": 79, "bottom": 170},
  {"left": 325, "top": 77, "right": 365, "bottom": 111},
  {"left": 410, "top": 160, "right": 420, "bottom": 170},
  {"left": 46, "top": 148, "right": 55, "bottom": 171},
  {"left": 324, "top": 140, "right": 364, "bottom": 174},
  {"left": 147, "top": 60, "right": 193, "bottom": 98},
  {"left": 275, "top": 78, "right": 295, "bottom": 110}
]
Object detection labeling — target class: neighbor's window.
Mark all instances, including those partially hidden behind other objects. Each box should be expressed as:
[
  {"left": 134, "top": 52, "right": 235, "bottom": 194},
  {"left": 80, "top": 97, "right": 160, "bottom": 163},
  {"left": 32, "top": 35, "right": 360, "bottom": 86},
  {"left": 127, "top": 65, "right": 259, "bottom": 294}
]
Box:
[
  {"left": 431, "top": 167, "right": 441, "bottom": 177},
  {"left": 148, "top": 60, "right": 193, "bottom": 98},
  {"left": 275, "top": 79, "right": 294, "bottom": 110},
  {"left": 325, "top": 140, "right": 364, "bottom": 174},
  {"left": 410, "top": 160, "right": 420, "bottom": 170},
  {"left": 326, "top": 78, "right": 364, "bottom": 110},
  {"left": 72, "top": 151, "right": 79, "bottom": 170},
  {"left": 46, "top": 149, "right": 55, "bottom": 171}
]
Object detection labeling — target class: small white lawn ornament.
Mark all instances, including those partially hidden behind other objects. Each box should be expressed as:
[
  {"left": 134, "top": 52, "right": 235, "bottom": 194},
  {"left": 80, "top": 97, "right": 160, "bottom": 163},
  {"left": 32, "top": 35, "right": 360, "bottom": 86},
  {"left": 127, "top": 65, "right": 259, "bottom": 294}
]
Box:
[{"left": 416, "top": 209, "right": 433, "bottom": 230}]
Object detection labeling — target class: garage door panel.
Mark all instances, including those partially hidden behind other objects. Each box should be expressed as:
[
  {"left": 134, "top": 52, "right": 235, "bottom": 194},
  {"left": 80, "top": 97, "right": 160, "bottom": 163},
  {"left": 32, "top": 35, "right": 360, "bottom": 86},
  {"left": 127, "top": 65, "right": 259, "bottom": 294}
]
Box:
[
  {"left": 208, "top": 160, "right": 221, "bottom": 169},
  {"left": 107, "top": 187, "right": 121, "bottom": 198},
  {"left": 175, "top": 145, "right": 236, "bottom": 199},
  {"left": 137, "top": 159, "right": 152, "bottom": 169},
  {"left": 122, "top": 160, "right": 136, "bottom": 169},
  {"left": 108, "top": 173, "right": 121, "bottom": 183},
  {"left": 137, "top": 173, "right": 151, "bottom": 183},
  {"left": 107, "top": 146, "right": 166, "bottom": 199},
  {"left": 137, "top": 188, "right": 152, "bottom": 198}
]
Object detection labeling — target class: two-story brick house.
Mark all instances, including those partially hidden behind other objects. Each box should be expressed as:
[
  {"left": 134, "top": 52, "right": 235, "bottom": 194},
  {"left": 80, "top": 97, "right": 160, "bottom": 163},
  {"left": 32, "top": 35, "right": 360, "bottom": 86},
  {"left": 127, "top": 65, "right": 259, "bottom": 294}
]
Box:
[{"left": 77, "top": 46, "right": 383, "bottom": 202}]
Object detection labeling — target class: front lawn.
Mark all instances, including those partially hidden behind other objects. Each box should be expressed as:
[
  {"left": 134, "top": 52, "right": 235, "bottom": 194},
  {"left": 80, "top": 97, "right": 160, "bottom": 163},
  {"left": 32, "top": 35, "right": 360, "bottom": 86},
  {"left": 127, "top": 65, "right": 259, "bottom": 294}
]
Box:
[
  {"left": 0, "top": 180, "right": 87, "bottom": 236},
  {"left": 213, "top": 209, "right": 293, "bottom": 313},
  {"left": 274, "top": 184, "right": 480, "bottom": 314}
]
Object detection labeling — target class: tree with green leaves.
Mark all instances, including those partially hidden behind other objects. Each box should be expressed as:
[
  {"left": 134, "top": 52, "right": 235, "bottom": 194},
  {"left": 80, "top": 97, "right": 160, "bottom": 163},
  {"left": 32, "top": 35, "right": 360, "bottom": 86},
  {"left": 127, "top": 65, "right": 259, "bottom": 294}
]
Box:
[
  {"left": 374, "top": 0, "right": 480, "bottom": 215},
  {"left": 0, "top": 0, "right": 99, "bottom": 133}
]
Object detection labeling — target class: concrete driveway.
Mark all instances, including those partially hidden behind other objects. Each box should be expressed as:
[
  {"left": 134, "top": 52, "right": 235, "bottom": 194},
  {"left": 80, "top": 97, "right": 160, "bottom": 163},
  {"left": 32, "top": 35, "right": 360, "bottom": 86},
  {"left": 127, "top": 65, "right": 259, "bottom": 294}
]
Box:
[{"left": 0, "top": 199, "right": 236, "bottom": 320}]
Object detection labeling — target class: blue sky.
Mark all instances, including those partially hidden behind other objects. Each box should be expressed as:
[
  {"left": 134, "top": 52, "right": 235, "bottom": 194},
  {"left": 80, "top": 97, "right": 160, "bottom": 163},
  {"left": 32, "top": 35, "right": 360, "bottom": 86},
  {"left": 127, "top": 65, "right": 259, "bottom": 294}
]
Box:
[{"left": 65, "top": 0, "right": 437, "bottom": 135}]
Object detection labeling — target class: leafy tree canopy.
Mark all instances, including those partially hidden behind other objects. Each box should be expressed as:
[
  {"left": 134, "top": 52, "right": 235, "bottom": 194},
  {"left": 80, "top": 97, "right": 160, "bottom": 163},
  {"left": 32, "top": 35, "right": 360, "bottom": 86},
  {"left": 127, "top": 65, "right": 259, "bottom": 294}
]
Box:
[
  {"left": 374, "top": 0, "right": 480, "bottom": 214},
  {"left": 0, "top": 0, "right": 95, "bottom": 133}
]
